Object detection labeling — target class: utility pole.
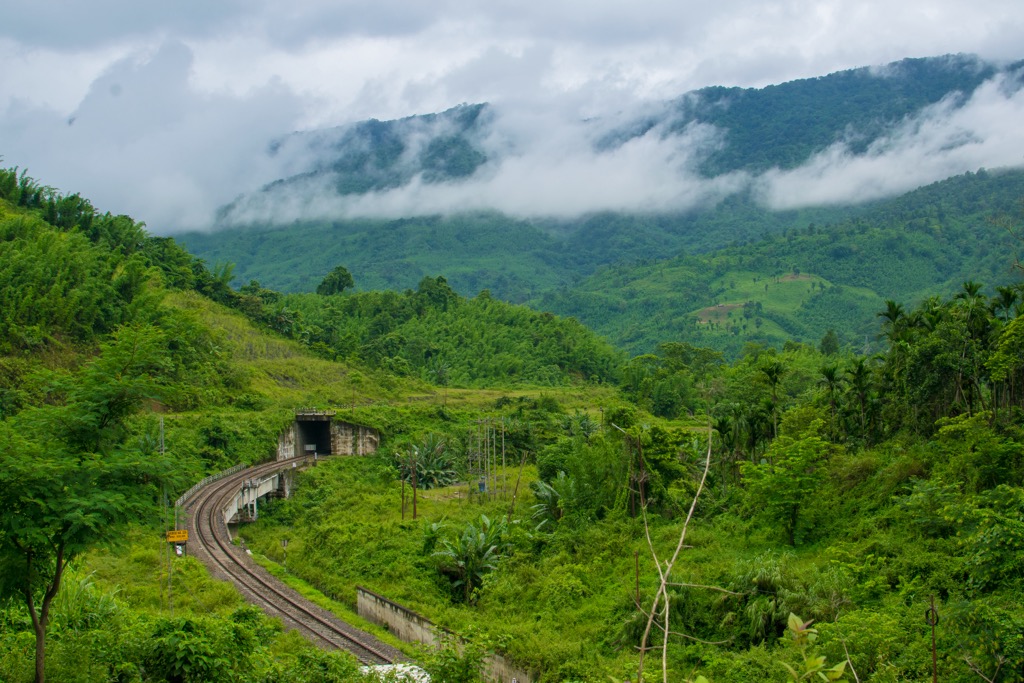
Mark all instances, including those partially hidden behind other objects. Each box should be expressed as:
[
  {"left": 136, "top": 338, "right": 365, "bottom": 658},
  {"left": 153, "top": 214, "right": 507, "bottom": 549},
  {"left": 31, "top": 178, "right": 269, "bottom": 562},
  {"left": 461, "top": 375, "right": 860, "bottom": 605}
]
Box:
[
  {"left": 161, "top": 416, "right": 167, "bottom": 613},
  {"left": 411, "top": 448, "right": 418, "bottom": 520},
  {"left": 162, "top": 417, "right": 173, "bottom": 617}
]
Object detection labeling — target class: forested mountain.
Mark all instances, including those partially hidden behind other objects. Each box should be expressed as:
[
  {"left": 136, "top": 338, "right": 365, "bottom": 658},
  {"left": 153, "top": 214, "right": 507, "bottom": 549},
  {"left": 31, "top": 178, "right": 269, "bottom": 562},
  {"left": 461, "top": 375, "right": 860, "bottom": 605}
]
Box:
[
  {"left": 182, "top": 55, "right": 1024, "bottom": 358},
  {"left": 216, "top": 54, "right": 1014, "bottom": 214},
  {"left": 642, "top": 55, "right": 1008, "bottom": 176},
  {"left": 184, "top": 168, "right": 1024, "bottom": 358},
  {"left": 542, "top": 169, "right": 1024, "bottom": 355},
  {"left": 236, "top": 102, "right": 490, "bottom": 203}
]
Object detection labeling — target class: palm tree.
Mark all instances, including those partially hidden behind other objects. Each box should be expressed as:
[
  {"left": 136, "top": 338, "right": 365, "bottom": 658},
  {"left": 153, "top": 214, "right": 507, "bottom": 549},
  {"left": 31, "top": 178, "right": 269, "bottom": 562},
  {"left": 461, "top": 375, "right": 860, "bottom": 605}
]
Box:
[
  {"left": 992, "top": 285, "right": 1019, "bottom": 323},
  {"left": 761, "top": 360, "right": 786, "bottom": 438},
  {"left": 818, "top": 365, "right": 844, "bottom": 441},
  {"left": 877, "top": 300, "right": 906, "bottom": 345},
  {"left": 433, "top": 515, "right": 506, "bottom": 604},
  {"left": 400, "top": 435, "right": 459, "bottom": 490},
  {"left": 846, "top": 358, "right": 873, "bottom": 441},
  {"left": 530, "top": 473, "right": 566, "bottom": 529},
  {"left": 957, "top": 280, "right": 984, "bottom": 300},
  {"left": 745, "top": 402, "right": 772, "bottom": 463}
]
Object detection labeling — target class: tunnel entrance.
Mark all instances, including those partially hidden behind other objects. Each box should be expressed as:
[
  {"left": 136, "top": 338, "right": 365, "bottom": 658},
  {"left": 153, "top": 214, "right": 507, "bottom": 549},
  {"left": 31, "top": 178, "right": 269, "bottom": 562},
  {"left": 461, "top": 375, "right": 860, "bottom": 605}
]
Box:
[
  {"left": 295, "top": 418, "right": 332, "bottom": 456},
  {"left": 294, "top": 410, "right": 334, "bottom": 456},
  {"left": 277, "top": 409, "right": 380, "bottom": 460}
]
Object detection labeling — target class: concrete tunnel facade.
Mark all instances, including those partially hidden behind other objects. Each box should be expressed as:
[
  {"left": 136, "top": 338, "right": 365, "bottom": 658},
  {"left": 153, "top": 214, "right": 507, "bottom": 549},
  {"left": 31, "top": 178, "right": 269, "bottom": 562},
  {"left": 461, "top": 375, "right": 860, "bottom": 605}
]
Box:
[{"left": 276, "top": 410, "right": 380, "bottom": 460}]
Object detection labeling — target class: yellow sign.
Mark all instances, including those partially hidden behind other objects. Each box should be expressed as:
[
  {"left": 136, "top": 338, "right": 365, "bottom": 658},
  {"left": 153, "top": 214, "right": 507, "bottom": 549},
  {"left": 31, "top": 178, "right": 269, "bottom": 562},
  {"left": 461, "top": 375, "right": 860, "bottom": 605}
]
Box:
[{"left": 166, "top": 529, "right": 188, "bottom": 543}]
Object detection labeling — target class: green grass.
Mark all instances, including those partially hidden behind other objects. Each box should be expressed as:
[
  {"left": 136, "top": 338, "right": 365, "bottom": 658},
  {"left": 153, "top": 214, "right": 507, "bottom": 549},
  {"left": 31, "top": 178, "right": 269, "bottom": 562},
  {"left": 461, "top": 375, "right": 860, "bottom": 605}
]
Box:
[{"left": 236, "top": 455, "right": 785, "bottom": 678}]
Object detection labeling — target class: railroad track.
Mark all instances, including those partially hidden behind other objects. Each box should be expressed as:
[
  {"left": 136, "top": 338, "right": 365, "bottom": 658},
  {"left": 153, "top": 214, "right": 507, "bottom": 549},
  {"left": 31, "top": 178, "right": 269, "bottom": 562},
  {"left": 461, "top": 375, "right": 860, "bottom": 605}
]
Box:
[{"left": 180, "top": 456, "right": 403, "bottom": 666}]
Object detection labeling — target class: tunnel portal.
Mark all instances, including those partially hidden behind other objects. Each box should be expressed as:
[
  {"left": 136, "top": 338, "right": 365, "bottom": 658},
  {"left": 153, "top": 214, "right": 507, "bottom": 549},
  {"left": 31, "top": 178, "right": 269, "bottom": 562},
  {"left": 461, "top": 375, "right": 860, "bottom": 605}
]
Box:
[{"left": 277, "top": 409, "right": 380, "bottom": 460}]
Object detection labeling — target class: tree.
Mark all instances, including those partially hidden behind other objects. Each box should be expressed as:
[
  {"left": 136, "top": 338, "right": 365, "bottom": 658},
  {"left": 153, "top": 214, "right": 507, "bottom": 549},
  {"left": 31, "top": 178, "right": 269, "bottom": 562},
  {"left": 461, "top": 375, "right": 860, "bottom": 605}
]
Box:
[
  {"left": 741, "top": 422, "right": 830, "bottom": 545},
  {"left": 991, "top": 285, "right": 1019, "bottom": 323},
  {"left": 818, "top": 364, "right": 844, "bottom": 441},
  {"left": 0, "top": 325, "right": 173, "bottom": 683},
  {"left": 433, "top": 515, "right": 507, "bottom": 604},
  {"left": 819, "top": 329, "right": 840, "bottom": 356},
  {"left": 760, "top": 359, "right": 786, "bottom": 438},
  {"left": 878, "top": 299, "right": 907, "bottom": 353},
  {"left": 316, "top": 265, "right": 355, "bottom": 296},
  {"left": 845, "top": 357, "right": 874, "bottom": 440}
]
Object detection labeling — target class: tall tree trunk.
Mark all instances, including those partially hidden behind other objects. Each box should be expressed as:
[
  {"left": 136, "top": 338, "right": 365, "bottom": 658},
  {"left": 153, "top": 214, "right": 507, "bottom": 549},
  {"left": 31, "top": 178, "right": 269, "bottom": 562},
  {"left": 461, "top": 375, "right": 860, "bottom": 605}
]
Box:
[{"left": 25, "top": 542, "right": 66, "bottom": 683}]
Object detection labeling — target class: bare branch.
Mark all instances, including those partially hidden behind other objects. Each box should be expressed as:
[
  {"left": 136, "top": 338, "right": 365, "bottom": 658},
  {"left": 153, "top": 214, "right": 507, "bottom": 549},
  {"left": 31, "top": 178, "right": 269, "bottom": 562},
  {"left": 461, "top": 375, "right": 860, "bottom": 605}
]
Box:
[
  {"left": 637, "top": 424, "right": 715, "bottom": 683},
  {"left": 667, "top": 582, "right": 746, "bottom": 596},
  {"left": 839, "top": 630, "right": 861, "bottom": 683},
  {"left": 964, "top": 653, "right": 1004, "bottom": 683},
  {"left": 663, "top": 630, "right": 733, "bottom": 646}
]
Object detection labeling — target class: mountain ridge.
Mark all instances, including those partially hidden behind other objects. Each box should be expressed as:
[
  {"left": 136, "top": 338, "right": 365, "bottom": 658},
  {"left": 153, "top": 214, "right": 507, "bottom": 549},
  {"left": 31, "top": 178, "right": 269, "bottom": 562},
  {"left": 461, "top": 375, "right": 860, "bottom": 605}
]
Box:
[
  {"left": 182, "top": 53, "right": 1024, "bottom": 358},
  {"left": 213, "top": 52, "right": 1021, "bottom": 226}
]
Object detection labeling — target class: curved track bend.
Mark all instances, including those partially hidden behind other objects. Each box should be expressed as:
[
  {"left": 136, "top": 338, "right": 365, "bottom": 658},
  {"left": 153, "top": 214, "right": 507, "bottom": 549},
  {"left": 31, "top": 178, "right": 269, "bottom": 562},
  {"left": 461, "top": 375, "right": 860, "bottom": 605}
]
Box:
[{"left": 180, "top": 456, "right": 404, "bottom": 666}]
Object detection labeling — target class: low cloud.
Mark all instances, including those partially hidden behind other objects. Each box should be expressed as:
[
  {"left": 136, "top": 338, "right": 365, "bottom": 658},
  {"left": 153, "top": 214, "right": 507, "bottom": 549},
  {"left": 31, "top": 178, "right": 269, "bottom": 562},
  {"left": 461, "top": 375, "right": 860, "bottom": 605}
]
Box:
[
  {"left": 755, "top": 72, "right": 1024, "bottom": 209},
  {"left": 221, "top": 105, "right": 750, "bottom": 225},
  {"left": 222, "top": 69, "right": 1024, "bottom": 226},
  {"left": 3, "top": 36, "right": 1023, "bottom": 232}
]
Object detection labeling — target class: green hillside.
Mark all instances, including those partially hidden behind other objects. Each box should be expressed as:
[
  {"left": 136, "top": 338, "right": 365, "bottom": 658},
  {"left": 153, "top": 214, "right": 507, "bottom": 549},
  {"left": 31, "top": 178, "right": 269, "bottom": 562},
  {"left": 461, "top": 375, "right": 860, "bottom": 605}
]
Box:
[
  {"left": 4, "top": 167, "right": 1024, "bottom": 683},
  {"left": 183, "top": 211, "right": 569, "bottom": 299},
  {"left": 538, "top": 169, "right": 1024, "bottom": 355},
  {"left": 0, "top": 166, "right": 622, "bottom": 682},
  {"left": 180, "top": 190, "right": 873, "bottom": 303},
  {"left": 181, "top": 168, "right": 1024, "bottom": 360}
]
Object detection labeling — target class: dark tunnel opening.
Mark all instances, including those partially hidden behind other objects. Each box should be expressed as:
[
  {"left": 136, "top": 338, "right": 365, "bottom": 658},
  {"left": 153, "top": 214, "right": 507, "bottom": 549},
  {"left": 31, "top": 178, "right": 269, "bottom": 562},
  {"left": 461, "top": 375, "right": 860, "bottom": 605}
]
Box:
[{"left": 295, "top": 419, "right": 332, "bottom": 456}]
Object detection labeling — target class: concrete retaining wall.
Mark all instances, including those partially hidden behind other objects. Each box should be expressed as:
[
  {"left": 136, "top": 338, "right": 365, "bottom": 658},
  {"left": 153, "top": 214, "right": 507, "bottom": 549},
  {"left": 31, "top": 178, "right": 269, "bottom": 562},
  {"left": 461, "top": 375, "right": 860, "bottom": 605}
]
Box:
[
  {"left": 356, "top": 587, "right": 534, "bottom": 683},
  {"left": 332, "top": 421, "right": 380, "bottom": 456},
  {"left": 276, "top": 425, "right": 296, "bottom": 461}
]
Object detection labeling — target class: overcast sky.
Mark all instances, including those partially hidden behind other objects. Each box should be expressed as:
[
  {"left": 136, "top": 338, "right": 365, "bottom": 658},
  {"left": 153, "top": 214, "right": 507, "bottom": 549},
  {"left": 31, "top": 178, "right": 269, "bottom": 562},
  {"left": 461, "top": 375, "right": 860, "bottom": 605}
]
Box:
[{"left": 1, "top": 0, "right": 1023, "bottom": 232}]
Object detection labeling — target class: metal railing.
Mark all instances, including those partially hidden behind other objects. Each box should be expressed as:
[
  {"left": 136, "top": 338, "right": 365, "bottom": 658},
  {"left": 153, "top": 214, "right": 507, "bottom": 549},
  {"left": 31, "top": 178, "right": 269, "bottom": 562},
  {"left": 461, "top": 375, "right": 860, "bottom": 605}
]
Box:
[
  {"left": 174, "top": 455, "right": 320, "bottom": 510},
  {"left": 174, "top": 463, "right": 247, "bottom": 509}
]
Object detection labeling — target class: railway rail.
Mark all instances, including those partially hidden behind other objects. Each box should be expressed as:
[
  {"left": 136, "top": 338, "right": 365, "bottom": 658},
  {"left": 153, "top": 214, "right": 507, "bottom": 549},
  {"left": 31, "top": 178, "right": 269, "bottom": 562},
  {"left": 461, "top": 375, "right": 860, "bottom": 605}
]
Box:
[{"left": 179, "top": 456, "right": 404, "bottom": 666}]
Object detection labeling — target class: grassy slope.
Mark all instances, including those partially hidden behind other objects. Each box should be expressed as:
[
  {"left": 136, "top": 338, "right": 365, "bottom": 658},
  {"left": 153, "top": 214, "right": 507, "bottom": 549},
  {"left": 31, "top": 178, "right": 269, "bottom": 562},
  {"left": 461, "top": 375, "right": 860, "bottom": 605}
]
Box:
[{"left": 71, "top": 291, "right": 626, "bottom": 673}]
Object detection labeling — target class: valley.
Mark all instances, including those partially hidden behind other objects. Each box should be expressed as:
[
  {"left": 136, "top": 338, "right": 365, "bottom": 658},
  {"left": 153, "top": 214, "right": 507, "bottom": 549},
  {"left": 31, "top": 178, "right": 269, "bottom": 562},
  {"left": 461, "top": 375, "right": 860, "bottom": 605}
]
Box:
[{"left": 2, "top": 52, "right": 1024, "bottom": 683}]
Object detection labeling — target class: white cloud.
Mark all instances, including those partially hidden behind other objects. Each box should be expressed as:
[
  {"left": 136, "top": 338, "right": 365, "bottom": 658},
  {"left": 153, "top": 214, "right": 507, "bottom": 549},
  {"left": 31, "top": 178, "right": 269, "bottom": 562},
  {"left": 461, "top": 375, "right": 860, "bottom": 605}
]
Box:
[
  {"left": 221, "top": 107, "right": 746, "bottom": 224},
  {"left": 755, "top": 72, "right": 1024, "bottom": 209},
  {"left": 0, "top": 1, "right": 1023, "bottom": 229}
]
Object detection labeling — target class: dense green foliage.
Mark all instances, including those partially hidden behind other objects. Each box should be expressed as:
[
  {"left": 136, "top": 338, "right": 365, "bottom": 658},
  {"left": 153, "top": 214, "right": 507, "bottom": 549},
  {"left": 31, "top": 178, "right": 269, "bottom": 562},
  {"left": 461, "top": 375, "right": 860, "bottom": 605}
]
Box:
[
  {"left": 0, "top": 167, "right": 616, "bottom": 680},
  {"left": 238, "top": 283, "right": 1024, "bottom": 681},
  {"left": 317, "top": 266, "right": 355, "bottom": 296},
  {"left": 183, "top": 211, "right": 568, "bottom": 298},
  {"left": 4, "top": 163, "right": 1024, "bottom": 683},
  {"left": 278, "top": 278, "right": 623, "bottom": 386}
]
